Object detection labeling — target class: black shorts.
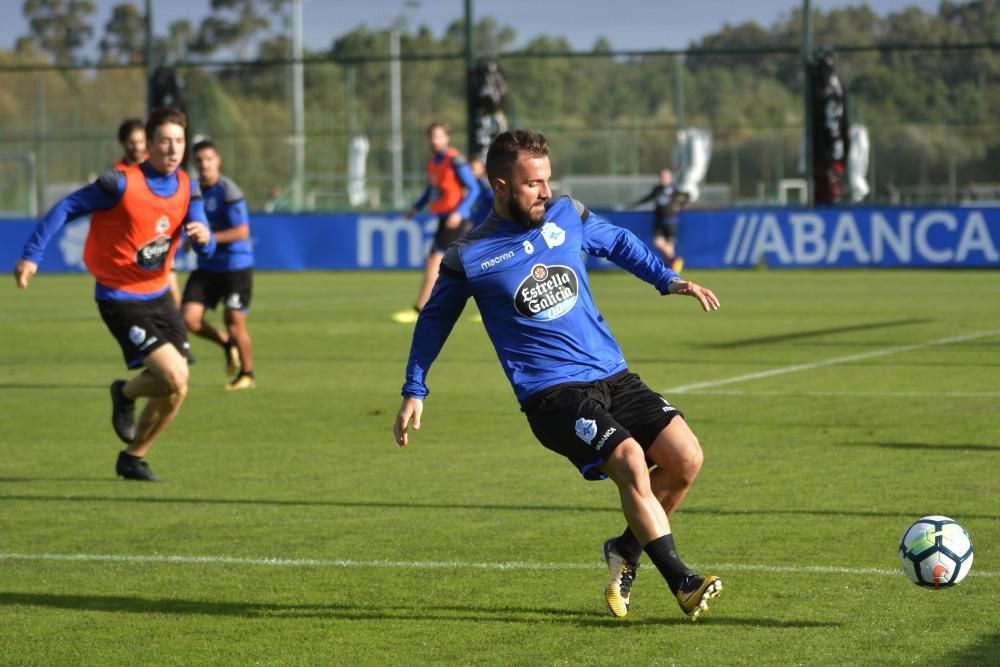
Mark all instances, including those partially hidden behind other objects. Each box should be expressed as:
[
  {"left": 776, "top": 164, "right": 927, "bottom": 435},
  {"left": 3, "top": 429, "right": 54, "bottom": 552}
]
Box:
[
  {"left": 98, "top": 292, "right": 190, "bottom": 369},
  {"left": 653, "top": 221, "right": 678, "bottom": 242},
  {"left": 432, "top": 214, "right": 472, "bottom": 253},
  {"left": 182, "top": 268, "right": 253, "bottom": 311},
  {"left": 522, "top": 370, "right": 683, "bottom": 481}
]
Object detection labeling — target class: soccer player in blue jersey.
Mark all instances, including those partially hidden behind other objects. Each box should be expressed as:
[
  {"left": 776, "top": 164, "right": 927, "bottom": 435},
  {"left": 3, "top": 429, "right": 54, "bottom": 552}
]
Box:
[
  {"left": 181, "top": 139, "right": 255, "bottom": 390},
  {"left": 14, "top": 107, "right": 215, "bottom": 481},
  {"left": 394, "top": 129, "right": 723, "bottom": 620}
]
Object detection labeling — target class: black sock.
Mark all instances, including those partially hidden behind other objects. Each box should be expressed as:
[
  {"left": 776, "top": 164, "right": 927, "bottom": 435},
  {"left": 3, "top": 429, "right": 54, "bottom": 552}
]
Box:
[
  {"left": 643, "top": 533, "right": 693, "bottom": 595},
  {"left": 615, "top": 528, "right": 643, "bottom": 563},
  {"left": 120, "top": 450, "right": 141, "bottom": 461}
]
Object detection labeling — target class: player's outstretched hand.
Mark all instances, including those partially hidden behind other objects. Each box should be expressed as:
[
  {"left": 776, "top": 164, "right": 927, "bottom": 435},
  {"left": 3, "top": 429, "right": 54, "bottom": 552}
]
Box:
[
  {"left": 184, "top": 221, "right": 211, "bottom": 246},
  {"left": 668, "top": 279, "right": 720, "bottom": 312},
  {"left": 393, "top": 397, "right": 423, "bottom": 448},
  {"left": 13, "top": 259, "right": 37, "bottom": 290}
]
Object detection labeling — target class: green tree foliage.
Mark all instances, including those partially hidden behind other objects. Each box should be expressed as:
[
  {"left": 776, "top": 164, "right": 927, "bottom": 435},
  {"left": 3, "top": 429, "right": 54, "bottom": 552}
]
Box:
[
  {"left": 3, "top": 3, "right": 998, "bottom": 208},
  {"left": 192, "top": 0, "right": 285, "bottom": 59},
  {"left": 22, "top": 0, "right": 96, "bottom": 65},
  {"left": 99, "top": 2, "right": 145, "bottom": 64}
]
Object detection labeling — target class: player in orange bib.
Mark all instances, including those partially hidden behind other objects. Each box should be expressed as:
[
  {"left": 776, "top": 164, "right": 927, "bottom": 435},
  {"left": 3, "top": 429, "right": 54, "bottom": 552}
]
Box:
[
  {"left": 392, "top": 122, "right": 480, "bottom": 323},
  {"left": 14, "top": 107, "right": 216, "bottom": 481}
]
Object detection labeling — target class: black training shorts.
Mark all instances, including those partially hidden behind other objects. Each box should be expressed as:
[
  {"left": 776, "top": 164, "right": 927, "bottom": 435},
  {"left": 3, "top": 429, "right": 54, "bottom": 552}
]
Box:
[
  {"left": 653, "top": 221, "right": 678, "bottom": 242},
  {"left": 432, "top": 214, "right": 472, "bottom": 253},
  {"left": 182, "top": 268, "right": 254, "bottom": 311},
  {"left": 98, "top": 291, "right": 190, "bottom": 369},
  {"left": 522, "top": 370, "right": 683, "bottom": 481}
]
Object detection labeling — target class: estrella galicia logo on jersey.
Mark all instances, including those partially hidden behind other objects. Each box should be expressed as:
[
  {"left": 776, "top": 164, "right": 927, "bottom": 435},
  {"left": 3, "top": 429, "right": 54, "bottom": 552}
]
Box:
[
  {"left": 128, "top": 325, "right": 146, "bottom": 346},
  {"left": 575, "top": 418, "right": 597, "bottom": 444},
  {"left": 514, "top": 264, "right": 579, "bottom": 321},
  {"left": 540, "top": 221, "right": 565, "bottom": 249},
  {"left": 135, "top": 235, "right": 171, "bottom": 271}
]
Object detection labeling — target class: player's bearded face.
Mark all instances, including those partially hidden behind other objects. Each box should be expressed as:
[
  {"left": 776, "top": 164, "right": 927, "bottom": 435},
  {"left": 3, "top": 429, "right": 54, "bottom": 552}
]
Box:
[
  {"left": 124, "top": 129, "right": 147, "bottom": 164},
  {"left": 504, "top": 155, "right": 552, "bottom": 228}
]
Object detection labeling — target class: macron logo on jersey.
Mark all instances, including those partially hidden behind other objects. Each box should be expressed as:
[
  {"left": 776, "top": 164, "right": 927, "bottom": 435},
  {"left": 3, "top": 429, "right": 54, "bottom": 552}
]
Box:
[{"left": 480, "top": 249, "right": 516, "bottom": 272}]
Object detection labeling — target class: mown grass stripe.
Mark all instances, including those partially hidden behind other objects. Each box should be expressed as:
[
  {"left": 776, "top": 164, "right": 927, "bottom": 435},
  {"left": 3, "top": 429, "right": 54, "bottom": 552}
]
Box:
[{"left": 1, "top": 552, "right": 994, "bottom": 577}]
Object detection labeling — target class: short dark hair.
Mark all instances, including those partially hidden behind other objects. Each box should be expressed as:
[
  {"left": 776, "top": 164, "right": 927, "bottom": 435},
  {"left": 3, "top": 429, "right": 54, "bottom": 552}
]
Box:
[
  {"left": 145, "top": 106, "right": 187, "bottom": 141},
  {"left": 427, "top": 121, "right": 450, "bottom": 136},
  {"left": 117, "top": 118, "right": 144, "bottom": 143},
  {"left": 485, "top": 129, "right": 550, "bottom": 183},
  {"left": 192, "top": 138, "right": 217, "bottom": 155}
]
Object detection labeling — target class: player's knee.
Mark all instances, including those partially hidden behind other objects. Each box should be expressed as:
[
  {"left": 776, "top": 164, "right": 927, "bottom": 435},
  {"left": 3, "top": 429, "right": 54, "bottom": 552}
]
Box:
[
  {"left": 677, "top": 437, "right": 703, "bottom": 486},
  {"left": 161, "top": 363, "right": 189, "bottom": 396},
  {"left": 183, "top": 311, "right": 202, "bottom": 332},
  {"left": 608, "top": 440, "right": 651, "bottom": 487}
]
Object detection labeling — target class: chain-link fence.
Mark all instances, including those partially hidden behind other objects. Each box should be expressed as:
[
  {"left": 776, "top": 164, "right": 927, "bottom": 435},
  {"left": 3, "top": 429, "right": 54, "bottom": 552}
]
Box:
[{"left": 0, "top": 43, "right": 997, "bottom": 215}]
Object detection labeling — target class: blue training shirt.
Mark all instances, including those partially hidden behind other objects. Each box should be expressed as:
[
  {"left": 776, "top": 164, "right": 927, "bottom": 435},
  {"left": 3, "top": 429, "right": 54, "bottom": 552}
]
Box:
[
  {"left": 21, "top": 162, "right": 214, "bottom": 301},
  {"left": 196, "top": 174, "right": 253, "bottom": 272},
  {"left": 402, "top": 195, "right": 682, "bottom": 405}
]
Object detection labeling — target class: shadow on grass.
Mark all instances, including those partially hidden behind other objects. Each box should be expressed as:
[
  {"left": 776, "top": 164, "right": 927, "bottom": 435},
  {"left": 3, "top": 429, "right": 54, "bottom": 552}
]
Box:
[
  {"left": 2, "top": 492, "right": 1000, "bottom": 521},
  {"left": 0, "top": 383, "right": 104, "bottom": 390},
  {"left": 0, "top": 592, "right": 838, "bottom": 629},
  {"left": 937, "top": 633, "right": 1000, "bottom": 667},
  {"left": 841, "top": 442, "right": 1000, "bottom": 453},
  {"left": 701, "top": 318, "right": 932, "bottom": 349}
]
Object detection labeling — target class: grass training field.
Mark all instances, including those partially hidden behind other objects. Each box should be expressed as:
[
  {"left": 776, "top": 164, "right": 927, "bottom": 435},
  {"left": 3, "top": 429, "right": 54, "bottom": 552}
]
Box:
[{"left": 1, "top": 269, "right": 998, "bottom": 666}]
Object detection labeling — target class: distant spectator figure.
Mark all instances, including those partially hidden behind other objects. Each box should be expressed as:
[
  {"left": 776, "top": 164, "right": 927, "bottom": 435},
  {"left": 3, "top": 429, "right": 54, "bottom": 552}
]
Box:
[{"left": 630, "top": 169, "right": 687, "bottom": 272}]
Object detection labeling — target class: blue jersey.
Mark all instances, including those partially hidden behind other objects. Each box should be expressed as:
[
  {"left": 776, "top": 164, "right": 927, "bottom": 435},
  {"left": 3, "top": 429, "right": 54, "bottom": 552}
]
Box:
[
  {"left": 402, "top": 196, "right": 681, "bottom": 404},
  {"left": 196, "top": 175, "right": 253, "bottom": 272}
]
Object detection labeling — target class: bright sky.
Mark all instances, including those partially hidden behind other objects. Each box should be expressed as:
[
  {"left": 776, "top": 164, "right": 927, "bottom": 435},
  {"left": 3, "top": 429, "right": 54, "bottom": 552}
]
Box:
[{"left": 1, "top": 0, "right": 945, "bottom": 57}]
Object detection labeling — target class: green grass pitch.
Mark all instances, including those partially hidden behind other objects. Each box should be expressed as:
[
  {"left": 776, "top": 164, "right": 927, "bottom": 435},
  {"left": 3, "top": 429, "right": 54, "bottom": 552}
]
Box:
[{"left": 1, "top": 269, "right": 998, "bottom": 666}]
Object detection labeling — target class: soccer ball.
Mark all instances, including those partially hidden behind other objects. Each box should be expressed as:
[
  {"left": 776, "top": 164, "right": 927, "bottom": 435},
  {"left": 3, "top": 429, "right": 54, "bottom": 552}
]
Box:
[{"left": 898, "top": 515, "right": 973, "bottom": 588}]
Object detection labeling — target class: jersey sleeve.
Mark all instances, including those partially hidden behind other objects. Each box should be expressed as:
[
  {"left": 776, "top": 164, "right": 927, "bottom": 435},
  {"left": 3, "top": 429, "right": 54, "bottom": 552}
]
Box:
[
  {"left": 412, "top": 185, "right": 431, "bottom": 212},
  {"left": 401, "top": 259, "right": 472, "bottom": 399},
  {"left": 20, "top": 170, "right": 123, "bottom": 263},
  {"left": 184, "top": 179, "right": 217, "bottom": 258},
  {"left": 578, "top": 200, "right": 680, "bottom": 294},
  {"left": 452, "top": 158, "right": 481, "bottom": 219}
]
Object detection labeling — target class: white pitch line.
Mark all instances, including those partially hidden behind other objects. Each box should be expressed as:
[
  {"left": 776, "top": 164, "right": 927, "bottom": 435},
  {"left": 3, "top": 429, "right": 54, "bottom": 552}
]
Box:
[
  {"left": 672, "top": 390, "right": 1000, "bottom": 398},
  {"left": 0, "top": 552, "right": 995, "bottom": 578},
  {"left": 665, "top": 329, "right": 1000, "bottom": 394}
]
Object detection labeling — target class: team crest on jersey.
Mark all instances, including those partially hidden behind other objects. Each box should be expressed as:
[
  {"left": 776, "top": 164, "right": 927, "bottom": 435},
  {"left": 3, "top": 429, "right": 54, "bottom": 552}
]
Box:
[
  {"left": 135, "top": 235, "right": 171, "bottom": 271},
  {"left": 206, "top": 197, "right": 218, "bottom": 213},
  {"left": 575, "top": 418, "right": 597, "bottom": 444},
  {"left": 128, "top": 326, "right": 146, "bottom": 346},
  {"left": 155, "top": 216, "right": 170, "bottom": 233},
  {"left": 513, "top": 264, "right": 579, "bottom": 321},
  {"left": 540, "top": 222, "right": 565, "bottom": 249}
]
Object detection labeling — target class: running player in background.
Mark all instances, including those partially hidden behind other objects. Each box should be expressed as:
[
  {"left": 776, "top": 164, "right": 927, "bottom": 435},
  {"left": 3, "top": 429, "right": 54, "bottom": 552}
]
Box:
[
  {"left": 630, "top": 168, "right": 686, "bottom": 272},
  {"left": 391, "top": 122, "right": 480, "bottom": 324},
  {"left": 181, "top": 139, "right": 255, "bottom": 390},
  {"left": 394, "top": 129, "right": 722, "bottom": 621},
  {"left": 14, "top": 107, "right": 216, "bottom": 481}
]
